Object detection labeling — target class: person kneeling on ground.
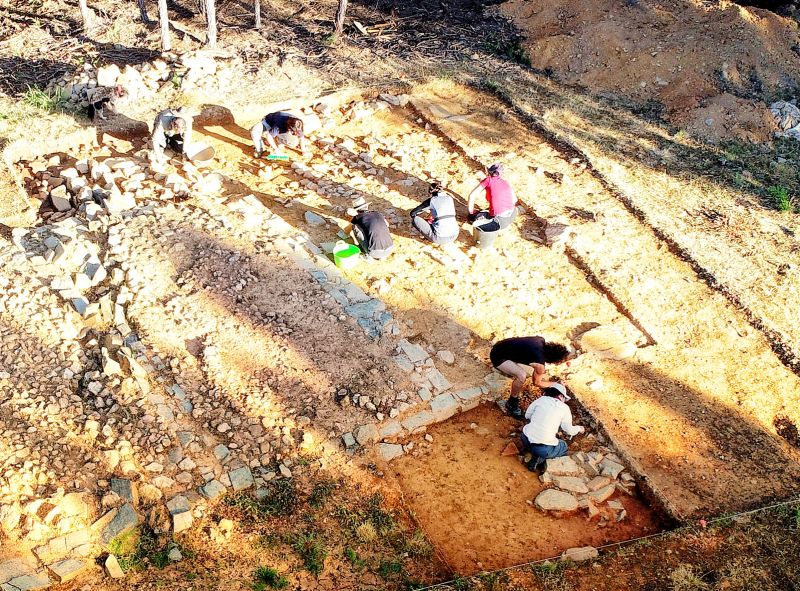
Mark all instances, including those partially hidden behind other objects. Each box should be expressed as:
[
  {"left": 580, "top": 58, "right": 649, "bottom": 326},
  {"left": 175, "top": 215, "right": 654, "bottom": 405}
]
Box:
[
  {"left": 152, "top": 108, "right": 193, "bottom": 164},
  {"left": 489, "top": 335, "right": 570, "bottom": 419},
  {"left": 350, "top": 197, "right": 394, "bottom": 260},
  {"left": 409, "top": 182, "right": 459, "bottom": 245},
  {"left": 466, "top": 163, "right": 518, "bottom": 232},
  {"left": 522, "top": 383, "right": 585, "bottom": 472},
  {"left": 251, "top": 111, "right": 307, "bottom": 158}
]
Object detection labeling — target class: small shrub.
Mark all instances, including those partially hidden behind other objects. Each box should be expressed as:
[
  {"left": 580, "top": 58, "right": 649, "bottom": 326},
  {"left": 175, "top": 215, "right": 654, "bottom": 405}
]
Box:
[
  {"left": 453, "top": 577, "right": 473, "bottom": 591},
  {"left": 292, "top": 533, "right": 327, "bottom": 575},
  {"left": 364, "top": 494, "right": 394, "bottom": 531},
  {"left": 403, "top": 530, "right": 433, "bottom": 558},
  {"left": 344, "top": 547, "right": 366, "bottom": 570},
  {"left": 308, "top": 481, "right": 337, "bottom": 509},
  {"left": 377, "top": 559, "right": 403, "bottom": 579},
  {"left": 669, "top": 564, "right": 709, "bottom": 591},
  {"left": 355, "top": 521, "right": 378, "bottom": 543},
  {"left": 252, "top": 566, "right": 289, "bottom": 590},
  {"left": 22, "top": 86, "right": 67, "bottom": 111},
  {"left": 767, "top": 185, "right": 794, "bottom": 212},
  {"left": 477, "top": 571, "right": 509, "bottom": 591}
]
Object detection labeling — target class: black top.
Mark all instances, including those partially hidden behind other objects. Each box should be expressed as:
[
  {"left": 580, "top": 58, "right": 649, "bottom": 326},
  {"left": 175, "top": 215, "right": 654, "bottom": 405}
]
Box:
[
  {"left": 263, "top": 112, "right": 303, "bottom": 137},
  {"left": 352, "top": 211, "right": 393, "bottom": 252},
  {"left": 490, "top": 336, "right": 546, "bottom": 367}
]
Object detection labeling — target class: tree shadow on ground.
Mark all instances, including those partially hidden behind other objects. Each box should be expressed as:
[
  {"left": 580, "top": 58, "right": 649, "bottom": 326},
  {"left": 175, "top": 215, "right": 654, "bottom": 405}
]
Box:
[{"left": 606, "top": 357, "right": 800, "bottom": 517}]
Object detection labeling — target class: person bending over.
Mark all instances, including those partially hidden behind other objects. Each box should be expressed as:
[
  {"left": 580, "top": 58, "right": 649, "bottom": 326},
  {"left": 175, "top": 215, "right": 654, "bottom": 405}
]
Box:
[
  {"left": 409, "top": 182, "right": 459, "bottom": 245},
  {"left": 350, "top": 196, "right": 394, "bottom": 260},
  {"left": 251, "top": 111, "right": 306, "bottom": 157},
  {"left": 466, "top": 163, "right": 518, "bottom": 232},
  {"left": 152, "top": 108, "right": 193, "bottom": 164},
  {"left": 521, "top": 383, "right": 584, "bottom": 472},
  {"left": 88, "top": 85, "right": 126, "bottom": 121},
  {"left": 489, "top": 335, "right": 569, "bottom": 419}
]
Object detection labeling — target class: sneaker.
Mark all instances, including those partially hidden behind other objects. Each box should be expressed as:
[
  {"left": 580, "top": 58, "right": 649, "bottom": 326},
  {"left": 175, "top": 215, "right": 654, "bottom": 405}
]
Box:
[
  {"left": 506, "top": 398, "right": 525, "bottom": 420},
  {"left": 526, "top": 457, "right": 544, "bottom": 473}
]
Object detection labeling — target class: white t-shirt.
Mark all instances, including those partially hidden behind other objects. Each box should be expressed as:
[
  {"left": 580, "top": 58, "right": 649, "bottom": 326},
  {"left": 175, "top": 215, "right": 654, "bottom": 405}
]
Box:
[{"left": 522, "top": 396, "right": 582, "bottom": 446}]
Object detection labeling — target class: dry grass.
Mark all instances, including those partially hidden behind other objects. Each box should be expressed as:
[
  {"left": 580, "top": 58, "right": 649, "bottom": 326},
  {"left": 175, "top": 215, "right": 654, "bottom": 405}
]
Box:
[{"left": 669, "top": 564, "right": 710, "bottom": 591}]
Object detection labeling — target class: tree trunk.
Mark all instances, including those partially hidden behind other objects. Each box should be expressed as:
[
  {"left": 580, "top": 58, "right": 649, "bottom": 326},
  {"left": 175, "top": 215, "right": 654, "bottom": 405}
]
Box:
[
  {"left": 78, "top": 0, "right": 93, "bottom": 33},
  {"left": 334, "top": 0, "right": 348, "bottom": 38},
  {"left": 137, "top": 0, "right": 152, "bottom": 24},
  {"left": 254, "top": 0, "right": 261, "bottom": 30},
  {"left": 205, "top": 0, "right": 217, "bottom": 47},
  {"left": 158, "top": 0, "right": 171, "bottom": 51}
]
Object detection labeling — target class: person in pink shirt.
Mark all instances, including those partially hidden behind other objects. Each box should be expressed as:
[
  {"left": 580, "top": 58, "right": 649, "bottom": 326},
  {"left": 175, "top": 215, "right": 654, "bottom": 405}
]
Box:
[{"left": 466, "top": 163, "right": 518, "bottom": 232}]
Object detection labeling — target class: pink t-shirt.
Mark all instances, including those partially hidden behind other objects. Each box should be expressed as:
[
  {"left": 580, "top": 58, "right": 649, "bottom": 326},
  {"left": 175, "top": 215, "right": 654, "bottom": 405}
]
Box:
[{"left": 479, "top": 176, "right": 516, "bottom": 217}]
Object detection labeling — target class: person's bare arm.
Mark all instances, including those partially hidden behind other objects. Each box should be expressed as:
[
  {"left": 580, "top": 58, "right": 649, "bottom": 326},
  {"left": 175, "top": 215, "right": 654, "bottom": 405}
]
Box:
[
  {"left": 266, "top": 133, "right": 280, "bottom": 153},
  {"left": 532, "top": 363, "right": 558, "bottom": 389},
  {"left": 467, "top": 184, "right": 483, "bottom": 214}
]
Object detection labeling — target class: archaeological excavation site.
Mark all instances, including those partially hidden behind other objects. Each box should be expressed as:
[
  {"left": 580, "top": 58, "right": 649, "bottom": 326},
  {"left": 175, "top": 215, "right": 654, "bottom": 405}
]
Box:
[{"left": 1, "top": 0, "right": 799, "bottom": 590}]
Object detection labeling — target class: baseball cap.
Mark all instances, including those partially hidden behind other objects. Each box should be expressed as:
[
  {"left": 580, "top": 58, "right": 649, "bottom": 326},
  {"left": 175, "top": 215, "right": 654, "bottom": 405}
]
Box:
[{"left": 549, "top": 383, "right": 571, "bottom": 400}]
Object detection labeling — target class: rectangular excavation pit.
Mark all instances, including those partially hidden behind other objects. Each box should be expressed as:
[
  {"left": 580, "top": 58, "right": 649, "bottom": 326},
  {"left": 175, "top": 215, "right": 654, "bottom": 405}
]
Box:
[{"left": 386, "top": 404, "right": 667, "bottom": 576}]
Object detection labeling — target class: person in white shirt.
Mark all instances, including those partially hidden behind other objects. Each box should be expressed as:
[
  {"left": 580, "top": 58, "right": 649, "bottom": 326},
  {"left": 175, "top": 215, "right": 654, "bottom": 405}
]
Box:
[{"left": 521, "top": 383, "right": 584, "bottom": 472}]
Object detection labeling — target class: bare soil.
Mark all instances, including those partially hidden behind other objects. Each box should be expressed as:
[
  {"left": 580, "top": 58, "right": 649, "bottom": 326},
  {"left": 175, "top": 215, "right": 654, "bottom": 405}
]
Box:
[
  {"left": 389, "top": 405, "right": 663, "bottom": 576},
  {"left": 500, "top": 0, "right": 800, "bottom": 142}
]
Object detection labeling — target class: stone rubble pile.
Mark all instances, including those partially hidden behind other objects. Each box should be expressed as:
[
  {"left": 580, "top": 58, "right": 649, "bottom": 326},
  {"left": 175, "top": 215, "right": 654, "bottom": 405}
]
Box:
[
  {"left": 534, "top": 450, "right": 636, "bottom": 525},
  {"left": 47, "top": 50, "right": 242, "bottom": 110}
]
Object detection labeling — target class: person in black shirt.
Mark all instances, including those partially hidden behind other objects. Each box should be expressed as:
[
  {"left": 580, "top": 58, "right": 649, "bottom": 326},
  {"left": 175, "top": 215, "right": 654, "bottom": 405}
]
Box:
[
  {"left": 350, "top": 197, "right": 393, "bottom": 260},
  {"left": 489, "top": 336, "right": 569, "bottom": 419},
  {"left": 250, "top": 111, "right": 307, "bottom": 157}
]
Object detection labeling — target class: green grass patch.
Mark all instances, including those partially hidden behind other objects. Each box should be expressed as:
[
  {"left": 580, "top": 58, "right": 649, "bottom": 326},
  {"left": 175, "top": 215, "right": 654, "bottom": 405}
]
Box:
[
  {"left": 343, "top": 547, "right": 366, "bottom": 571},
  {"left": 483, "top": 38, "right": 531, "bottom": 67},
  {"left": 22, "top": 86, "right": 67, "bottom": 111},
  {"left": 224, "top": 480, "right": 298, "bottom": 521},
  {"left": 377, "top": 559, "right": 404, "bottom": 579},
  {"left": 291, "top": 533, "right": 327, "bottom": 575},
  {"left": 308, "top": 480, "right": 337, "bottom": 509},
  {"left": 252, "top": 566, "right": 289, "bottom": 590},
  {"left": 403, "top": 530, "right": 433, "bottom": 558},
  {"left": 108, "top": 527, "right": 168, "bottom": 572}
]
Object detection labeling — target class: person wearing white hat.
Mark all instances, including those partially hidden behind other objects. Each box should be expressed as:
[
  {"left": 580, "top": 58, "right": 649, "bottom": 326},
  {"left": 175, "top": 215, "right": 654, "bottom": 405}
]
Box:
[
  {"left": 409, "top": 181, "right": 460, "bottom": 245},
  {"left": 521, "top": 384, "right": 585, "bottom": 472},
  {"left": 350, "top": 196, "right": 393, "bottom": 260}
]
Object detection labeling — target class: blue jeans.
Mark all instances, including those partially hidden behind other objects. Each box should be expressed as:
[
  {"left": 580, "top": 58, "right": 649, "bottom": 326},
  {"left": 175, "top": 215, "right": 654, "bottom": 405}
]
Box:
[{"left": 521, "top": 433, "right": 568, "bottom": 460}]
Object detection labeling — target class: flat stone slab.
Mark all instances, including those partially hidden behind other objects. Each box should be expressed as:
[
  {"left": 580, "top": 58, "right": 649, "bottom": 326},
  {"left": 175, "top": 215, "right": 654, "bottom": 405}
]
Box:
[
  {"left": 534, "top": 489, "right": 579, "bottom": 512},
  {"left": 100, "top": 503, "right": 140, "bottom": 545},
  {"left": 430, "top": 393, "right": 459, "bottom": 421},
  {"left": 199, "top": 479, "right": 226, "bottom": 500},
  {"left": 378, "top": 443, "right": 404, "bottom": 462},
  {"left": 354, "top": 423, "right": 378, "bottom": 445},
  {"left": 588, "top": 484, "right": 616, "bottom": 503},
  {"left": 228, "top": 467, "right": 254, "bottom": 491},
  {"left": 425, "top": 367, "right": 452, "bottom": 393},
  {"left": 398, "top": 339, "right": 428, "bottom": 364},
  {"left": 0, "top": 559, "right": 37, "bottom": 585},
  {"left": 173, "top": 511, "right": 193, "bottom": 533},
  {"left": 545, "top": 456, "right": 582, "bottom": 477},
  {"left": 453, "top": 387, "right": 483, "bottom": 402},
  {"left": 344, "top": 299, "right": 384, "bottom": 320},
  {"left": 379, "top": 420, "right": 403, "bottom": 439},
  {"left": 110, "top": 478, "right": 137, "bottom": 505},
  {"left": 342, "top": 432, "right": 356, "bottom": 448},
  {"left": 600, "top": 458, "right": 625, "bottom": 479},
  {"left": 560, "top": 546, "right": 599, "bottom": 562},
  {"left": 402, "top": 410, "right": 435, "bottom": 432},
  {"left": 553, "top": 476, "right": 589, "bottom": 494},
  {"left": 587, "top": 476, "right": 612, "bottom": 491},
  {"left": 166, "top": 495, "right": 190, "bottom": 515},
  {"left": 47, "top": 559, "right": 86, "bottom": 583},
  {"left": 4, "top": 572, "right": 51, "bottom": 591}
]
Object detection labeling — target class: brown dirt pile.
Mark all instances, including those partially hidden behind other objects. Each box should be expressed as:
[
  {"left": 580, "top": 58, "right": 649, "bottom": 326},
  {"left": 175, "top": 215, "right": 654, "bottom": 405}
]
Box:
[{"left": 499, "top": 0, "right": 800, "bottom": 142}]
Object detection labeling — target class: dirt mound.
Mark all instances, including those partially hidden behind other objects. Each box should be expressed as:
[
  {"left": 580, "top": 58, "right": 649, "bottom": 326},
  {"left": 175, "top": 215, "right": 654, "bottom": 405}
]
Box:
[{"left": 499, "top": 0, "right": 800, "bottom": 142}]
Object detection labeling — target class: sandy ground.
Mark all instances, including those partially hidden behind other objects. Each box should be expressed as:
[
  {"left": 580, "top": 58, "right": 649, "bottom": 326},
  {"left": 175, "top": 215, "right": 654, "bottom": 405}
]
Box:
[
  {"left": 389, "top": 405, "right": 662, "bottom": 576},
  {"left": 500, "top": 0, "right": 799, "bottom": 142},
  {"left": 182, "top": 81, "right": 800, "bottom": 520}
]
